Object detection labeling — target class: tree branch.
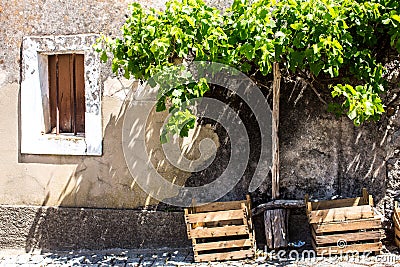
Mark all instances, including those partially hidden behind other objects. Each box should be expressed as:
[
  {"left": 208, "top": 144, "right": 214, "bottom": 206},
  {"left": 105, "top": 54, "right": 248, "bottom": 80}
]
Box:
[{"left": 305, "top": 79, "right": 328, "bottom": 105}]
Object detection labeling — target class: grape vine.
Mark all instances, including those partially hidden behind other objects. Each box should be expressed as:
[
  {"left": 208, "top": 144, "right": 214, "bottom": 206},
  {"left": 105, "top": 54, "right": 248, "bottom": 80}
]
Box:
[{"left": 96, "top": 0, "right": 400, "bottom": 142}]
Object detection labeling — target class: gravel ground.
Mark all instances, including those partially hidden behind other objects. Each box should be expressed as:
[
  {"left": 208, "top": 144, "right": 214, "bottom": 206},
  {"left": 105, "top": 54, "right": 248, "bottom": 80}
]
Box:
[{"left": 1, "top": 246, "right": 400, "bottom": 266}]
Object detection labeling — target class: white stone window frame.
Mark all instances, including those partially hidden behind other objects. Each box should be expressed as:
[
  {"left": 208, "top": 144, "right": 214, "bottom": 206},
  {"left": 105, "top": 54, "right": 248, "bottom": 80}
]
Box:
[{"left": 21, "top": 34, "right": 102, "bottom": 156}]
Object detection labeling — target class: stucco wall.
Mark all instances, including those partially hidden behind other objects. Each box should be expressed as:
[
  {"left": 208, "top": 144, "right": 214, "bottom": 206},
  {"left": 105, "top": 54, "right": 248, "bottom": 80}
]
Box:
[
  {"left": 0, "top": 0, "right": 136, "bottom": 207},
  {"left": 0, "top": 0, "right": 225, "bottom": 209}
]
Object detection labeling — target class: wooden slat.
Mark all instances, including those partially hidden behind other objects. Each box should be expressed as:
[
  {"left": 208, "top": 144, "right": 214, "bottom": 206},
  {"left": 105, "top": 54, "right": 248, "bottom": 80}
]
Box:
[
  {"left": 309, "top": 205, "right": 374, "bottom": 224},
  {"left": 368, "top": 195, "right": 374, "bottom": 207},
  {"left": 395, "top": 228, "right": 400, "bottom": 247},
  {"left": 245, "top": 196, "right": 253, "bottom": 230},
  {"left": 394, "top": 208, "right": 400, "bottom": 220},
  {"left": 74, "top": 54, "right": 85, "bottom": 133},
  {"left": 71, "top": 54, "right": 76, "bottom": 135},
  {"left": 245, "top": 195, "right": 256, "bottom": 255},
  {"left": 395, "top": 236, "right": 400, "bottom": 248},
  {"left": 395, "top": 226, "right": 400, "bottom": 240},
  {"left": 393, "top": 209, "right": 400, "bottom": 228},
  {"left": 305, "top": 194, "right": 312, "bottom": 215},
  {"left": 195, "top": 249, "right": 254, "bottom": 262},
  {"left": 184, "top": 208, "right": 192, "bottom": 239},
  {"left": 186, "top": 209, "right": 245, "bottom": 224},
  {"left": 395, "top": 207, "right": 400, "bottom": 218},
  {"left": 309, "top": 197, "right": 364, "bottom": 211},
  {"left": 314, "top": 230, "right": 383, "bottom": 245},
  {"left": 194, "top": 239, "right": 252, "bottom": 252},
  {"left": 393, "top": 210, "right": 400, "bottom": 248},
  {"left": 313, "top": 217, "right": 381, "bottom": 233},
  {"left": 314, "top": 242, "right": 382, "bottom": 255},
  {"left": 194, "top": 201, "right": 246, "bottom": 213},
  {"left": 307, "top": 189, "right": 372, "bottom": 212},
  {"left": 241, "top": 203, "right": 248, "bottom": 227},
  {"left": 192, "top": 238, "right": 199, "bottom": 257},
  {"left": 203, "top": 219, "right": 244, "bottom": 228},
  {"left": 362, "top": 188, "right": 368, "bottom": 204},
  {"left": 48, "top": 55, "right": 57, "bottom": 133},
  {"left": 57, "top": 54, "right": 73, "bottom": 133},
  {"left": 189, "top": 225, "right": 249, "bottom": 238},
  {"left": 246, "top": 195, "right": 252, "bottom": 209}
]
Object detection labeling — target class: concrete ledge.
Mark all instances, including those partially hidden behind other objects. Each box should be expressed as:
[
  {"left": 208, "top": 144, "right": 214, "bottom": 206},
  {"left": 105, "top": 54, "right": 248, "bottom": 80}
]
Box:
[{"left": 0, "top": 205, "right": 191, "bottom": 251}]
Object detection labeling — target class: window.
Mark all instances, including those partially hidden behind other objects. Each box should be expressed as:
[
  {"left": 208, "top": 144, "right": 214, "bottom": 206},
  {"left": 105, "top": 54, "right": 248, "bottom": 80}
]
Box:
[
  {"left": 21, "top": 35, "right": 102, "bottom": 156},
  {"left": 48, "top": 54, "right": 85, "bottom": 135}
]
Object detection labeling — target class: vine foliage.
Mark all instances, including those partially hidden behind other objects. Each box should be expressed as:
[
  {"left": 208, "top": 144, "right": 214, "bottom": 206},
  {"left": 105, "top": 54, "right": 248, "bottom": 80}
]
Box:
[{"left": 96, "top": 0, "right": 400, "bottom": 142}]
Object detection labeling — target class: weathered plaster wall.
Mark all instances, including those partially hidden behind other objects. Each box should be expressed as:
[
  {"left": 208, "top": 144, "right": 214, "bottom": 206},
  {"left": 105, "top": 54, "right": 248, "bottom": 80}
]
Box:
[
  {"left": 0, "top": 1, "right": 137, "bottom": 207},
  {"left": 0, "top": 0, "right": 173, "bottom": 83},
  {"left": 0, "top": 0, "right": 233, "bottom": 210},
  {"left": 279, "top": 81, "right": 387, "bottom": 205},
  {"left": 0, "top": 0, "right": 399, "bottom": 250}
]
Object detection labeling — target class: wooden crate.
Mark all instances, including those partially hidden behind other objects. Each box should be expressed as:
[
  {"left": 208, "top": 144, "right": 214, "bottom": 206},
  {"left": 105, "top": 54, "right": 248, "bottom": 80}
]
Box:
[
  {"left": 184, "top": 195, "right": 255, "bottom": 262},
  {"left": 306, "top": 188, "right": 384, "bottom": 255},
  {"left": 393, "top": 201, "right": 400, "bottom": 247}
]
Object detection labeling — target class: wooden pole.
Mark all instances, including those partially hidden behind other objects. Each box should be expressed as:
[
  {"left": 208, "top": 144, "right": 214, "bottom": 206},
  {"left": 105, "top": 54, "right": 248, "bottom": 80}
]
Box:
[
  {"left": 265, "top": 63, "right": 288, "bottom": 250},
  {"left": 264, "top": 209, "right": 289, "bottom": 249},
  {"left": 272, "top": 62, "right": 281, "bottom": 199}
]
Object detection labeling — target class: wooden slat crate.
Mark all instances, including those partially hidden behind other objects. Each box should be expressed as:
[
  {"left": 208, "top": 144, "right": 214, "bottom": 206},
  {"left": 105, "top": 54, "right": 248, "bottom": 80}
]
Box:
[
  {"left": 184, "top": 195, "right": 255, "bottom": 262},
  {"left": 393, "top": 201, "right": 400, "bottom": 247},
  {"left": 306, "top": 188, "right": 384, "bottom": 255}
]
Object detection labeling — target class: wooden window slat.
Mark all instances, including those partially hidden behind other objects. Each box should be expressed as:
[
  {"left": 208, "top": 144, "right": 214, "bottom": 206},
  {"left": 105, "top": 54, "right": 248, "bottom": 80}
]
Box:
[
  {"left": 48, "top": 54, "right": 85, "bottom": 135},
  {"left": 58, "top": 54, "right": 72, "bottom": 133},
  {"left": 71, "top": 53, "right": 76, "bottom": 135}
]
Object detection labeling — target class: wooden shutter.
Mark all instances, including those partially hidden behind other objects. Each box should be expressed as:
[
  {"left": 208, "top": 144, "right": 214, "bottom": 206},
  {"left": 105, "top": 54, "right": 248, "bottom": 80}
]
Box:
[{"left": 48, "top": 54, "right": 85, "bottom": 134}]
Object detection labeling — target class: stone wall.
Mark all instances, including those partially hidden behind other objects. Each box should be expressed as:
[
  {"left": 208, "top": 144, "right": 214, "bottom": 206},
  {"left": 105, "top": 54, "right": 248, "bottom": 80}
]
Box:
[
  {"left": 0, "top": 206, "right": 190, "bottom": 251},
  {"left": 383, "top": 57, "right": 400, "bottom": 218}
]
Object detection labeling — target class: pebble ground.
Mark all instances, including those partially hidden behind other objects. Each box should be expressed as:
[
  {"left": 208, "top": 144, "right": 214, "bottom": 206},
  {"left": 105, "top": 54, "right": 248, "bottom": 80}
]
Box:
[{"left": 1, "top": 247, "right": 400, "bottom": 266}]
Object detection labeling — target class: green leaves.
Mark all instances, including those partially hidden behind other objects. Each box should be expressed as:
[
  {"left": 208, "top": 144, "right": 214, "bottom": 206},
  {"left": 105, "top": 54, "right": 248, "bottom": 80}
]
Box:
[
  {"left": 309, "top": 62, "right": 324, "bottom": 76},
  {"left": 98, "top": 0, "right": 399, "bottom": 141},
  {"left": 160, "top": 109, "right": 197, "bottom": 143},
  {"left": 391, "top": 14, "right": 400, "bottom": 22},
  {"left": 239, "top": 43, "right": 255, "bottom": 60},
  {"left": 290, "top": 22, "right": 303, "bottom": 31},
  {"left": 100, "top": 51, "right": 108, "bottom": 63},
  {"left": 332, "top": 84, "right": 385, "bottom": 126},
  {"left": 150, "top": 37, "right": 170, "bottom": 59}
]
